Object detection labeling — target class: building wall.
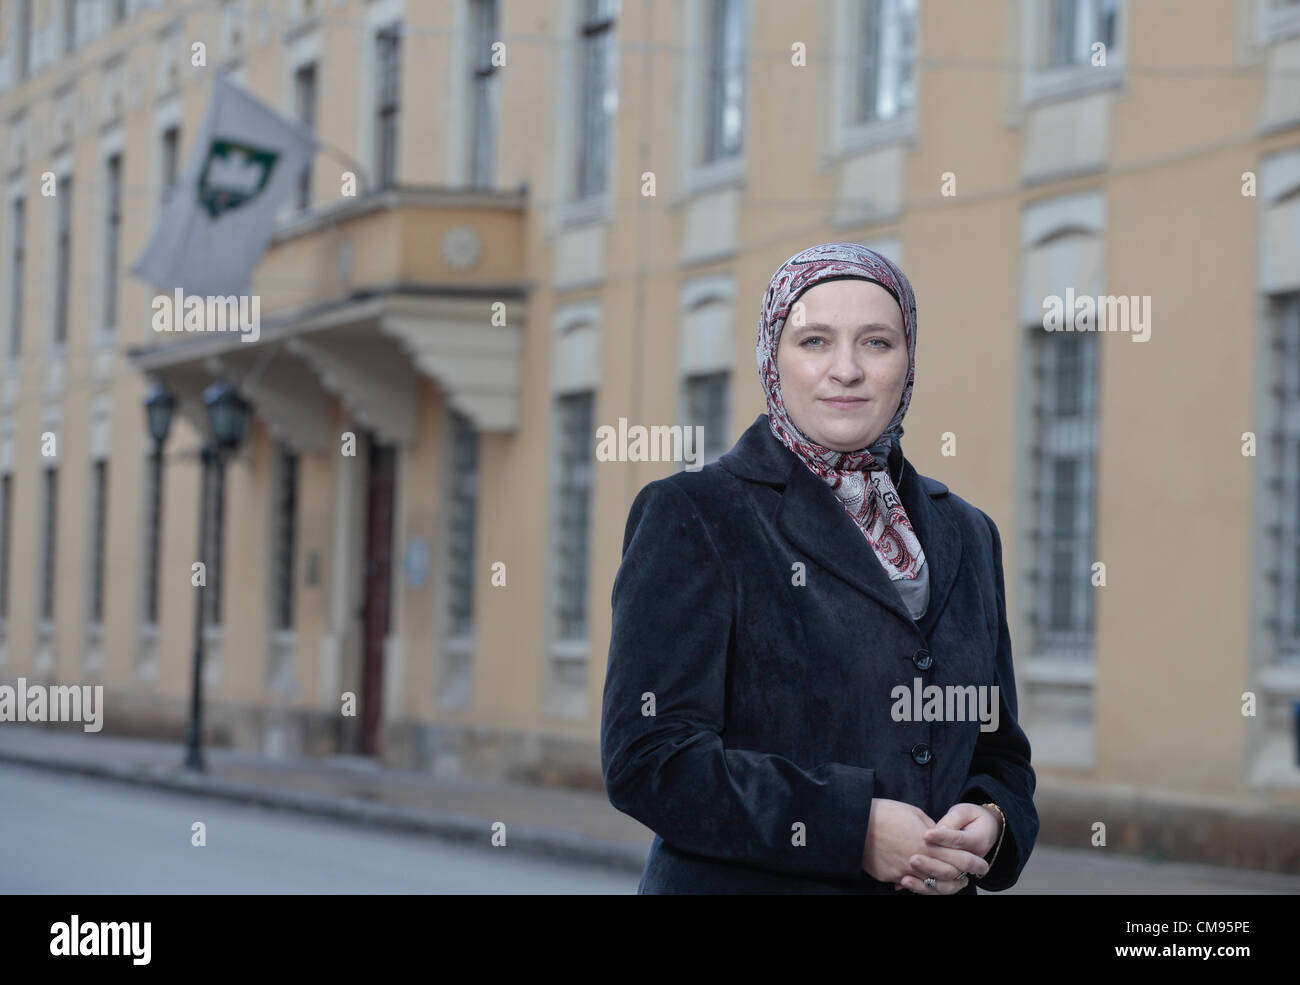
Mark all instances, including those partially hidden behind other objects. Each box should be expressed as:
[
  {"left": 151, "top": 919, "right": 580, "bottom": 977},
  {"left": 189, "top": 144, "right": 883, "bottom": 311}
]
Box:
[{"left": 0, "top": 0, "right": 1297, "bottom": 814}]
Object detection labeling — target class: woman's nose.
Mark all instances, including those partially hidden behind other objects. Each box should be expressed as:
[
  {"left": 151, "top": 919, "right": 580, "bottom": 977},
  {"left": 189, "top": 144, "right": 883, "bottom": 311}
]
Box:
[{"left": 829, "top": 344, "right": 865, "bottom": 385}]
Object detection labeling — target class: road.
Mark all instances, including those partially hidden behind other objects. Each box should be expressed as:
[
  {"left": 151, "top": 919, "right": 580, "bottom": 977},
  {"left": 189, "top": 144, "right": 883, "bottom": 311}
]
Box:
[
  {"left": 3, "top": 762, "right": 1298, "bottom": 894},
  {"left": 0, "top": 762, "right": 637, "bottom": 894}
]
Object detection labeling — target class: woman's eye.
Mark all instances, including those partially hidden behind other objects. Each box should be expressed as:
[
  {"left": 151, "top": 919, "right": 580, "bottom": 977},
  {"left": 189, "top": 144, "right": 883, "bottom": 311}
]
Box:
[
  {"left": 800, "top": 337, "right": 825, "bottom": 348},
  {"left": 866, "top": 338, "right": 890, "bottom": 348}
]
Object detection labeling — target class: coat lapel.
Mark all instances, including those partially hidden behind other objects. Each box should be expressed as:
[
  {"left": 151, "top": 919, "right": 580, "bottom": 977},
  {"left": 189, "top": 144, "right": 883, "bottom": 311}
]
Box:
[{"left": 720, "top": 414, "right": 964, "bottom": 633}]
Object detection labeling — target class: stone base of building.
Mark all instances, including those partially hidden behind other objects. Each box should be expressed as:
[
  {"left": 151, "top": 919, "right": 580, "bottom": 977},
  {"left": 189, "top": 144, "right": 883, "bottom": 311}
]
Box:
[
  {"left": 1037, "top": 783, "right": 1300, "bottom": 875},
  {"left": 95, "top": 689, "right": 604, "bottom": 789}
]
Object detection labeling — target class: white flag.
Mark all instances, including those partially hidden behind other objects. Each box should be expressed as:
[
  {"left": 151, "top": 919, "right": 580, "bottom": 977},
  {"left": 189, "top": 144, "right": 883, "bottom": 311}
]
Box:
[{"left": 131, "top": 74, "right": 318, "bottom": 298}]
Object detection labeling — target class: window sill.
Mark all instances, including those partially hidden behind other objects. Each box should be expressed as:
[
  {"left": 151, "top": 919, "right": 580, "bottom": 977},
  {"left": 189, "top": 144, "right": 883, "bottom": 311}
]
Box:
[
  {"left": 1258, "top": 8, "right": 1300, "bottom": 46},
  {"left": 1024, "top": 654, "right": 1095, "bottom": 686},
  {"left": 826, "top": 114, "right": 917, "bottom": 164},
  {"left": 678, "top": 155, "right": 746, "bottom": 201},
  {"left": 1258, "top": 662, "right": 1300, "bottom": 695},
  {"left": 1020, "top": 63, "right": 1124, "bottom": 109},
  {"left": 557, "top": 194, "right": 611, "bottom": 230},
  {"left": 282, "top": 14, "right": 322, "bottom": 44},
  {"left": 443, "top": 633, "right": 474, "bottom": 657},
  {"left": 549, "top": 639, "right": 589, "bottom": 664}
]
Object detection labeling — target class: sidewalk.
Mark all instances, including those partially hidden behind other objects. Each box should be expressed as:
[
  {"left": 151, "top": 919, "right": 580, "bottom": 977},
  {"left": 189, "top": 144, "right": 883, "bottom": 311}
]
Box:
[
  {"left": 5, "top": 723, "right": 1300, "bottom": 891},
  {"left": 0, "top": 724, "right": 653, "bottom": 872}
]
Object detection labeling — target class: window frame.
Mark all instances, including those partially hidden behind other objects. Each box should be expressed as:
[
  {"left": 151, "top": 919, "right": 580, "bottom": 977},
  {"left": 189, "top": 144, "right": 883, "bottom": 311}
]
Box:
[
  {"left": 1020, "top": 0, "right": 1126, "bottom": 107},
  {"left": 1257, "top": 0, "right": 1300, "bottom": 45},
  {"left": 373, "top": 23, "right": 402, "bottom": 189}
]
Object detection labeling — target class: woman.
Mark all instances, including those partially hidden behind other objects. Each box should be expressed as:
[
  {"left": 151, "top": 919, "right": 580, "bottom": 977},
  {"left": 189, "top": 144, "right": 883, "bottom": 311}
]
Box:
[{"left": 600, "top": 242, "right": 1038, "bottom": 894}]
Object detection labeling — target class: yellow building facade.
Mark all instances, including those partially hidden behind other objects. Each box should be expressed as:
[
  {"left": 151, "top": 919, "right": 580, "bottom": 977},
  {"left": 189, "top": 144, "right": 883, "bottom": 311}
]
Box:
[{"left": 2, "top": 0, "right": 1300, "bottom": 848}]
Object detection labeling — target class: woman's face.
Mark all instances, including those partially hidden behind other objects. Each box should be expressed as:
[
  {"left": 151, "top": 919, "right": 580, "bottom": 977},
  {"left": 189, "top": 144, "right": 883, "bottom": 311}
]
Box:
[{"left": 775, "top": 278, "right": 910, "bottom": 453}]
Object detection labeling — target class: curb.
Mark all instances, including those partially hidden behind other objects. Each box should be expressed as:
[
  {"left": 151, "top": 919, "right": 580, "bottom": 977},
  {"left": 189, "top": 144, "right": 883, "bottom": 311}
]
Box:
[{"left": 0, "top": 749, "right": 649, "bottom": 874}]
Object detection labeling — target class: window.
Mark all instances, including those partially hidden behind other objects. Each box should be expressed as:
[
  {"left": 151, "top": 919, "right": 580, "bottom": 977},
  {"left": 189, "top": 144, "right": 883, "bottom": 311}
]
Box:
[
  {"left": 160, "top": 126, "right": 180, "bottom": 205},
  {"left": 143, "top": 452, "right": 163, "bottom": 626},
  {"left": 702, "top": 0, "right": 746, "bottom": 164},
  {"left": 40, "top": 467, "right": 58, "bottom": 623},
  {"left": 1027, "top": 328, "right": 1099, "bottom": 657},
  {"left": 54, "top": 177, "right": 73, "bottom": 347},
  {"left": 1266, "top": 294, "right": 1300, "bottom": 663},
  {"left": 1258, "top": 0, "right": 1300, "bottom": 43},
  {"left": 104, "top": 154, "right": 122, "bottom": 332},
  {"left": 271, "top": 445, "right": 298, "bottom": 631},
  {"left": 856, "top": 0, "right": 917, "bottom": 124},
  {"left": 9, "top": 198, "right": 25, "bottom": 359},
  {"left": 1046, "top": 0, "right": 1117, "bottom": 68},
  {"left": 468, "top": 0, "right": 499, "bottom": 189},
  {"left": 294, "top": 63, "right": 317, "bottom": 210},
  {"left": 554, "top": 392, "right": 594, "bottom": 641},
  {"left": 89, "top": 460, "right": 107, "bottom": 625},
  {"left": 576, "top": 0, "right": 616, "bottom": 199},
  {"left": 446, "top": 409, "right": 479, "bottom": 639},
  {"left": 17, "top": 0, "right": 33, "bottom": 81},
  {"left": 203, "top": 459, "right": 226, "bottom": 627},
  {"left": 683, "top": 371, "right": 730, "bottom": 466},
  {"left": 0, "top": 473, "right": 11, "bottom": 622},
  {"left": 64, "top": 0, "right": 78, "bottom": 54},
  {"left": 374, "top": 24, "right": 401, "bottom": 189}
]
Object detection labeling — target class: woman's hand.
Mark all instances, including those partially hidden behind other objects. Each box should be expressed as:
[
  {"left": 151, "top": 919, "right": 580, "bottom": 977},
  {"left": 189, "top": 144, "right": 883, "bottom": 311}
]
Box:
[
  {"left": 901, "top": 803, "right": 1000, "bottom": 895},
  {"left": 861, "top": 798, "right": 988, "bottom": 890},
  {"left": 862, "top": 799, "right": 993, "bottom": 893}
]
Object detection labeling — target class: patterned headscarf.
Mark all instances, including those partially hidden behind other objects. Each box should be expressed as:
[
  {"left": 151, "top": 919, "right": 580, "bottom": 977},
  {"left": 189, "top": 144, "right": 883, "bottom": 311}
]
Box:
[{"left": 756, "top": 242, "right": 925, "bottom": 582}]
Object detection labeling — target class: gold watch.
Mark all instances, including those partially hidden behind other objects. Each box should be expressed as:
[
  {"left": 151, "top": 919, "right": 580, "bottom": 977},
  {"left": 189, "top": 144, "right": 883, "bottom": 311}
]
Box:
[{"left": 975, "top": 802, "right": 1006, "bottom": 876}]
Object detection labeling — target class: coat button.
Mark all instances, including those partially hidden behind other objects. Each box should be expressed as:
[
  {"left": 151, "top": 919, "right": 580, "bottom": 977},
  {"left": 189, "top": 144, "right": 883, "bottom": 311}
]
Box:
[
  {"left": 910, "top": 742, "right": 932, "bottom": 765},
  {"left": 912, "top": 648, "right": 933, "bottom": 671}
]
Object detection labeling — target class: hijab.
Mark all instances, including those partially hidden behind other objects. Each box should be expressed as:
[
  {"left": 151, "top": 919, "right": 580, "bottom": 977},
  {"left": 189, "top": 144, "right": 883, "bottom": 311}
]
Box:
[{"left": 755, "top": 242, "right": 928, "bottom": 596}]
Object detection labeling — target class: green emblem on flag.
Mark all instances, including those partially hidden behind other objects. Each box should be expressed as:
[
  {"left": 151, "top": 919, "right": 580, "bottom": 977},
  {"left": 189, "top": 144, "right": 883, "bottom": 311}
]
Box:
[{"left": 197, "top": 139, "right": 280, "bottom": 219}]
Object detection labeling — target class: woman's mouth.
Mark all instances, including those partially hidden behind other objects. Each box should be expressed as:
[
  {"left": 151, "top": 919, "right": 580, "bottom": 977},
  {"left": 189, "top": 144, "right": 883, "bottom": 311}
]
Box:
[{"left": 821, "top": 396, "right": 868, "bottom": 408}]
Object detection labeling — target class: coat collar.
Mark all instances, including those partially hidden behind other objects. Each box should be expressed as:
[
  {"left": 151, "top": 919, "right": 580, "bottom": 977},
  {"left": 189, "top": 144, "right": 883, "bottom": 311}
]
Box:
[{"left": 719, "top": 414, "right": 962, "bottom": 632}]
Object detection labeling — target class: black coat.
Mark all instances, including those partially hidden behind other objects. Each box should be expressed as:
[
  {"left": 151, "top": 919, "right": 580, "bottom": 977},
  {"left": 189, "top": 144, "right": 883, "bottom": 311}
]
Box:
[{"left": 600, "top": 413, "right": 1038, "bottom": 893}]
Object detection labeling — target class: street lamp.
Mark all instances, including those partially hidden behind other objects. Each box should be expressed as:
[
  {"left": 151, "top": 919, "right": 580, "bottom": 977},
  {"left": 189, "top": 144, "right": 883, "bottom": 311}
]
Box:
[
  {"left": 181, "top": 379, "right": 252, "bottom": 772},
  {"left": 142, "top": 382, "right": 176, "bottom": 638},
  {"left": 143, "top": 381, "right": 177, "bottom": 448}
]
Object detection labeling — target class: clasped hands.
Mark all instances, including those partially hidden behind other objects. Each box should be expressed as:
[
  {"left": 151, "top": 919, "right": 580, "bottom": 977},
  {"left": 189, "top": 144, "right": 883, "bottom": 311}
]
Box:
[{"left": 861, "top": 798, "right": 999, "bottom": 894}]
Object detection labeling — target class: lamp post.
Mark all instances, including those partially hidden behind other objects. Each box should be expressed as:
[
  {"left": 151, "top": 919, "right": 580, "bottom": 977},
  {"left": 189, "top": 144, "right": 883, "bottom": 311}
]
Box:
[
  {"left": 140, "top": 378, "right": 249, "bottom": 773},
  {"left": 143, "top": 383, "right": 176, "bottom": 631},
  {"left": 180, "top": 379, "right": 252, "bottom": 772}
]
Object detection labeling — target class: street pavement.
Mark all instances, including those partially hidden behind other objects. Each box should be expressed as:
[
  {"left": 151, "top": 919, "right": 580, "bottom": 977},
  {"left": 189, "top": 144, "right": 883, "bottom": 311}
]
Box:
[
  {"left": 0, "top": 762, "right": 636, "bottom": 893},
  {"left": 2, "top": 724, "right": 1298, "bottom": 894}
]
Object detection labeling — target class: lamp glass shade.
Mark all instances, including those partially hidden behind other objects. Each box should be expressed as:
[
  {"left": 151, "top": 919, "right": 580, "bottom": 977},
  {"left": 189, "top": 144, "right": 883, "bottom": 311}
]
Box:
[
  {"left": 143, "top": 382, "right": 176, "bottom": 447},
  {"left": 203, "top": 380, "right": 251, "bottom": 450}
]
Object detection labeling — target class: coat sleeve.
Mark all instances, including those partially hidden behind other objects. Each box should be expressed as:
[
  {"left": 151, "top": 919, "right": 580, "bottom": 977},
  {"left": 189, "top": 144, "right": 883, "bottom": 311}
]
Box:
[
  {"left": 601, "top": 479, "right": 877, "bottom": 880},
  {"left": 955, "top": 511, "right": 1039, "bottom": 891}
]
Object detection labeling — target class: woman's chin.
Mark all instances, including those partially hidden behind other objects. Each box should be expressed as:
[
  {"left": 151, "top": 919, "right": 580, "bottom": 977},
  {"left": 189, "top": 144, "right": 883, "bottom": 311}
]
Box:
[{"left": 812, "top": 419, "right": 877, "bottom": 452}]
